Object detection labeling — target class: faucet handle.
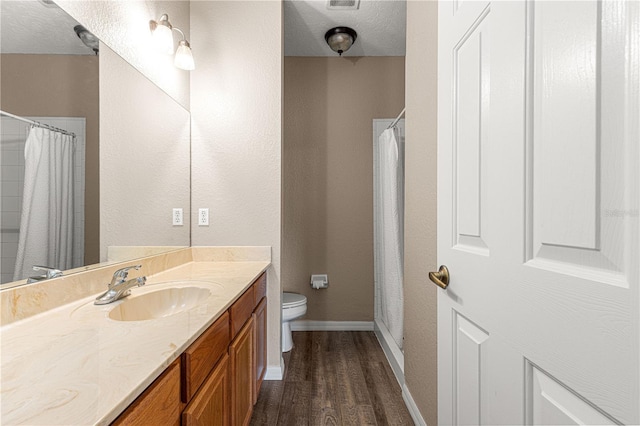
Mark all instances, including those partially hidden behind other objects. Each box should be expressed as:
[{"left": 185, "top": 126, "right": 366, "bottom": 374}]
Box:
[
  {"left": 32, "top": 265, "right": 63, "bottom": 279},
  {"left": 111, "top": 265, "right": 142, "bottom": 282}
]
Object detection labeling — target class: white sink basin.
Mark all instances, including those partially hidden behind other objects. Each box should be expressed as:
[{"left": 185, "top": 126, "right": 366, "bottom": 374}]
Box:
[{"left": 109, "top": 286, "right": 212, "bottom": 321}]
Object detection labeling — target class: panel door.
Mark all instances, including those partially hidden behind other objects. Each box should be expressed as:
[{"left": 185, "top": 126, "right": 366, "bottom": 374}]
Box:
[
  {"left": 437, "top": 1, "right": 639, "bottom": 424},
  {"left": 182, "top": 354, "right": 230, "bottom": 426},
  {"left": 230, "top": 316, "right": 254, "bottom": 426}
]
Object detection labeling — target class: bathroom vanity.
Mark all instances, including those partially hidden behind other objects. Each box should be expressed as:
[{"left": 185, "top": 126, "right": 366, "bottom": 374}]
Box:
[
  {"left": 0, "top": 247, "right": 270, "bottom": 425},
  {"left": 113, "top": 272, "right": 267, "bottom": 425}
]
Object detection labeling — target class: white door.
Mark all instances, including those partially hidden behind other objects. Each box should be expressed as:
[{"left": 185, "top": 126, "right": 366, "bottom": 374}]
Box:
[{"left": 437, "top": 1, "right": 639, "bottom": 424}]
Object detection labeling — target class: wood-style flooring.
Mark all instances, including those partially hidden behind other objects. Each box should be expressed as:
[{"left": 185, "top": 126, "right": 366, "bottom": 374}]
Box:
[{"left": 250, "top": 331, "right": 414, "bottom": 425}]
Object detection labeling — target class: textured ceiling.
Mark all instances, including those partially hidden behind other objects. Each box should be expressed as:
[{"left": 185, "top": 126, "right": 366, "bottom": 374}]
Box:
[
  {"left": 284, "top": 0, "right": 406, "bottom": 57},
  {"left": 1, "top": 0, "right": 94, "bottom": 55},
  {"left": 2, "top": 0, "right": 406, "bottom": 57}
]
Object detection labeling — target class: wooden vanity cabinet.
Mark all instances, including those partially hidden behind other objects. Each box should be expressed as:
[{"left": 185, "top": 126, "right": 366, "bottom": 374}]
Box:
[
  {"left": 228, "top": 271, "right": 267, "bottom": 425},
  {"left": 112, "top": 272, "right": 268, "bottom": 426}
]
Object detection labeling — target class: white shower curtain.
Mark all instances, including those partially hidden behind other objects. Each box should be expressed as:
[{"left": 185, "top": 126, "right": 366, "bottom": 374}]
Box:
[
  {"left": 13, "top": 127, "right": 76, "bottom": 281},
  {"left": 377, "top": 127, "right": 404, "bottom": 349}
]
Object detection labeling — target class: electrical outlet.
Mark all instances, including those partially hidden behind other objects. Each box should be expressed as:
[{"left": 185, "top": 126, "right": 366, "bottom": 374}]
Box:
[
  {"left": 198, "top": 208, "right": 209, "bottom": 226},
  {"left": 172, "top": 208, "right": 183, "bottom": 226}
]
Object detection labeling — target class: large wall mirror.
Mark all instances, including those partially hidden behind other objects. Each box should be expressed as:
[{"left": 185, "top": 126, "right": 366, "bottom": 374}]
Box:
[{"left": 0, "top": 0, "right": 191, "bottom": 287}]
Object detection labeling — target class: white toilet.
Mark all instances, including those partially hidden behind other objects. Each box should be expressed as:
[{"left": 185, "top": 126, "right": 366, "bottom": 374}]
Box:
[{"left": 282, "top": 292, "right": 307, "bottom": 352}]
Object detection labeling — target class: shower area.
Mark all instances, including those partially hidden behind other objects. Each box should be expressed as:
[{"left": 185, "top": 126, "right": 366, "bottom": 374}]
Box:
[
  {"left": 0, "top": 114, "right": 86, "bottom": 283},
  {"left": 373, "top": 116, "right": 405, "bottom": 384}
]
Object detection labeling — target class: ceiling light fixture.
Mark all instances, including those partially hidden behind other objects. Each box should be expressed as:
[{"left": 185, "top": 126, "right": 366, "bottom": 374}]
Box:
[
  {"left": 74, "top": 25, "right": 99, "bottom": 55},
  {"left": 149, "top": 14, "right": 195, "bottom": 70},
  {"left": 324, "top": 26, "right": 357, "bottom": 56}
]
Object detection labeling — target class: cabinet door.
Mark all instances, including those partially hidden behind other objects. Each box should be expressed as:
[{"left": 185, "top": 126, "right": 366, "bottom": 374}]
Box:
[
  {"left": 230, "top": 317, "right": 254, "bottom": 426},
  {"left": 182, "top": 354, "right": 230, "bottom": 426},
  {"left": 112, "top": 359, "right": 182, "bottom": 426},
  {"left": 252, "top": 297, "right": 267, "bottom": 404}
]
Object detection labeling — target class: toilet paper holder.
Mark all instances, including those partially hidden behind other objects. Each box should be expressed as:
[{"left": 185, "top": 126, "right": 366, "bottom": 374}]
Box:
[{"left": 310, "top": 274, "right": 329, "bottom": 289}]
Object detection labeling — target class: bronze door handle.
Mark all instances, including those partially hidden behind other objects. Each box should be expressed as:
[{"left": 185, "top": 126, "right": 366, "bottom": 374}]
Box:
[{"left": 429, "top": 265, "right": 450, "bottom": 289}]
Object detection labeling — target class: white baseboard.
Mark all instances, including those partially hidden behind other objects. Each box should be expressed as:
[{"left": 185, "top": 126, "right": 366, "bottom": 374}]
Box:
[
  {"left": 264, "top": 355, "right": 285, "bottom": 380},
  {"left": 290, "top": 320, "right": 374, "bottom": 331},
  {"left": 402, "top": 384, "right": 427, "bottom": 426},
  {"left": 373, "top": 319, "right": 404, "bottom": 386}
]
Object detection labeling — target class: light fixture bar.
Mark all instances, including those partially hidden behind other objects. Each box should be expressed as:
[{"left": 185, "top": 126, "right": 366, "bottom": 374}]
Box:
[{"left": 149, "top": 13, "right": 195, "bottom": 70}]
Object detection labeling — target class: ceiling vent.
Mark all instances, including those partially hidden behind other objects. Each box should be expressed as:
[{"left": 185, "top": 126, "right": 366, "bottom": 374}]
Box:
[{"left": 326, "top": 0, "right": 360, "bottom": 10}]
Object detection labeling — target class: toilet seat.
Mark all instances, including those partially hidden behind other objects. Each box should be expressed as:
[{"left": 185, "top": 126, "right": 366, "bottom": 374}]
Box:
[{"left": 282, "top": 292, "right": 306, "bottom": 308}]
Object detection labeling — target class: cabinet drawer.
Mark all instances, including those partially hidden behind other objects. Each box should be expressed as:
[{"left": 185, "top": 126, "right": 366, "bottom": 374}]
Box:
[
  {"left": 230, "top": 286, "right": 255, "bottom": 338},
  {"left": 182, "top": 312, "right": 230, "bottom": 402},
  {"left": 253, "top": 273, "right": 267, "bottom": 306},
  {"left": 112, "top": 359, "right": 182, "bottom": 426}
]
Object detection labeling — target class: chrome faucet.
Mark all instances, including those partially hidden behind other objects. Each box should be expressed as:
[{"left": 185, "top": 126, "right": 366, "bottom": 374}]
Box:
[
  {"left": 27, "top": 265, "right": 63, "bottom": 283},
  {"left": 94, "top": 265, "right": 146, "bottom": 305}
]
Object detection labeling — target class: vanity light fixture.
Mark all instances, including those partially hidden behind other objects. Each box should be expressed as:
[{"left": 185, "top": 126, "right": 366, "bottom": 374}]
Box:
[
  {"left": 324, "top": 26, "right": 357, "bottom": 56},
  {"left": 149, "top": 14, "right": 195, "bottom": 70}
]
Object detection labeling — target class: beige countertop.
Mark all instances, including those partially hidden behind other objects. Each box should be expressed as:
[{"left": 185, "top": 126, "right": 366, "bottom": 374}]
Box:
[{"left": 0, "top": 259, "right": 269, "bottom": 425}]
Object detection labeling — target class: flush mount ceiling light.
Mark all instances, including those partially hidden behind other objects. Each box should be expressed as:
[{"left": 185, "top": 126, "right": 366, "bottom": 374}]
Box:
[
  {"left": 74, "top": 25, "right": 99, "bottom": 55},
  {"left": 149, "top": 14, "right": 195, "bottom": 71},
  {"left": 324, "top": 26, "right": 357, "bottom": 56}
]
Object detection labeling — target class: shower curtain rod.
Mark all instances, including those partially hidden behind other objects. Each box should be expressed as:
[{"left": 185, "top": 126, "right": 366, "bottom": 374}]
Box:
[
  {"left": 387, "top": 107, "right": 406, "bottom": 129},
  {"left": 0, "top": 110, "right": 76, "bottom": 138}
]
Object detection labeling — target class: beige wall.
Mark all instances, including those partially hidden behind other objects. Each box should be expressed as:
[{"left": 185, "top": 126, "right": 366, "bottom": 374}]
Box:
[
  {"left": 99, "top": 45, "right": 191, "bottom": 260},
  {"left": 190, "top": 1, "right": 283, "bottom": 374},
  {"left": 403, "top": 1, "right": 438, "bottom": 425},
  {"left": 283, "top": 57, "right": 405, "bottom": 321},
  {"left": 1, "top": 54, "right": 100, "bottom": 265}
]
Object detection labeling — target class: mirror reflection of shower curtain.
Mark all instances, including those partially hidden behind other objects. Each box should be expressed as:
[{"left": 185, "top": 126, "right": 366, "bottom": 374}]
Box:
[
  {"left": 13, "top": 127, "right": 75, "bottom": 281},
  {"left": 377, "top": 127, "right": 404, "bottom": 349}
]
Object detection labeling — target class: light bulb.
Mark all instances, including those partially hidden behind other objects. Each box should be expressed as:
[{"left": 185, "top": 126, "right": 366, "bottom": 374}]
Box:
[
  {"left": 150, "top": 15, "right": 174, "bottom": 54},
  {"left": 174, "top": 40, "right": 195, "bottom": 71},
  {"left": 327, "top": 33, "right": 353, "bottom": 55}
]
